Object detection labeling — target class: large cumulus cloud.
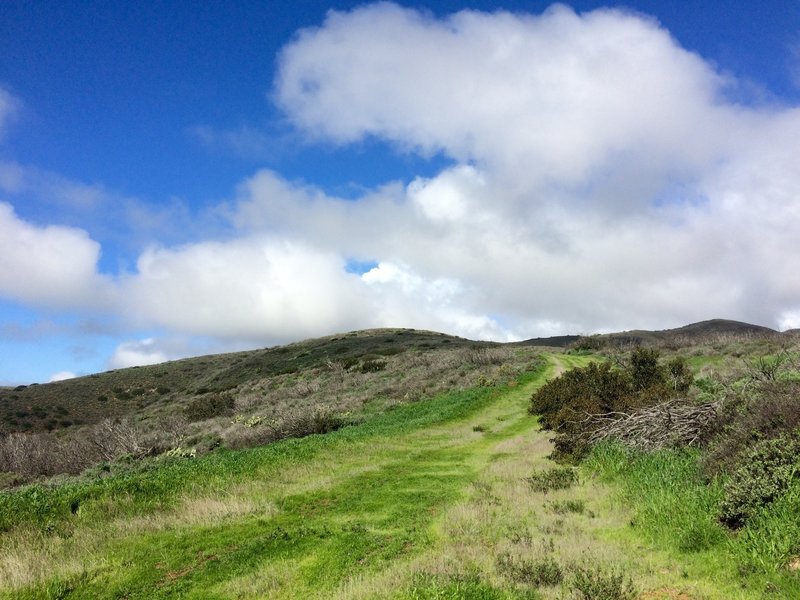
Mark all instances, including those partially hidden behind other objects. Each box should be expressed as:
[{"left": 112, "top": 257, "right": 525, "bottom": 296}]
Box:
[
  {"left": 269, "top": 3, "right": 800, "bottom": 332},
  {"left": 3, "top": 3, "right": 800, "bottom": 372}
]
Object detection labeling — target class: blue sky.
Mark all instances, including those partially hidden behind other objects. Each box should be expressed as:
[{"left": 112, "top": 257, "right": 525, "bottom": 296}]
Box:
[{"left": 1, "top": 1, "right": 799, "bottom": 384}]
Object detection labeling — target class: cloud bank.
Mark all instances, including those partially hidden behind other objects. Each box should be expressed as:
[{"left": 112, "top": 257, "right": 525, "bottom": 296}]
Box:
[{"left": 3, "top": 4, "right": 800, "bottom": 368}]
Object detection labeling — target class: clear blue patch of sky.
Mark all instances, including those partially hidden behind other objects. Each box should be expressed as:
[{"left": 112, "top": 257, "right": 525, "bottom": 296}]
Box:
[{"left": 345, "top": 258, "right": 380, "bottom": 275}]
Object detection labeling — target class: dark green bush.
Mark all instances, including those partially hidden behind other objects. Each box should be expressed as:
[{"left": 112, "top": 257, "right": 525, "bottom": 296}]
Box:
[
  {"left": 183, "top": 393, "right": 235, "bottom": 422},
  {"left": 530, "top": 350, "right": 693, "bottom": 461},
  {"left": 666, "top": 356, "right": 693, "bottom": 394},
  {"left": 719, "top": 431, "right": 800, "bottom": 528},
  {"left": 628, "top": 347, "right": 665, "bottom": 392},
  {"left": 570, "top": 335, "right": 606, "bottom": 352},
  {"left": 360, "top": 359, "right": 387, "bottom": 373},
  {"left": 702, "top": 380, "right": 800, "bottom": 476},
  {"left": 530, "top": 362, "right": 632, "bottom": 431}
]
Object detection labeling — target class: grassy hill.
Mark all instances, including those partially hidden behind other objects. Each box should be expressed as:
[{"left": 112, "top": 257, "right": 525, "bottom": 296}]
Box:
[
  {"left": 1, "top": 322, "right": 799, "bottom": 598},
  {"left": 0, "top": 329, "right": 497, "bottom": 435},
  {"left": 1, "top": 320, "right": 782, "bottom": 436}
]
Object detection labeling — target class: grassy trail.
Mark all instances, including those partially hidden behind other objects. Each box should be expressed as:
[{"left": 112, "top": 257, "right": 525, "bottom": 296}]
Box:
[{"left": 2, "top": 354, "right": 758, "bottom": 598}]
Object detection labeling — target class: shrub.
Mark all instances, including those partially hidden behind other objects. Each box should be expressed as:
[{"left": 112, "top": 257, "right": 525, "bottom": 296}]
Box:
[
  {"left": 526, "top": 466, "right": 578, "bottom": 493},
  {"left": 360, "top": 359, "right": 387, "bottom": 373},
  {"left": 570, "top": 335, "right": 606, "bottom": 352},
  {"left": 531, "top": 350, "right": 693, "bottom": 461},
  {"left": 549, "top": 499, "right": 585, "bottom": 514},
  {"left": 184, "top": 393, "right": 235, "bottom": 422},
  {"left": 569, "top": 566, "right": 636, "bottom": 600},
  {"left": 496, "top": 552, "right": 563, "bottom": 586},
  {"left": 666, "top": 356, "right": 694, "bottom": 393},
  {"left": 719, "top": 431, "right": 800, "bottom": 528},
  {"left": 530, "top": 362, "right": 633, "bottom": 432},
  {"left": 628, "top": 347, "right": 665, "bottom": 392},
  {"left": 225, "top": 406, "right": 351, "bottom": 450},
  {"left": 0, "top": 430, "right": 98, "bottom": 479},
  {"left": 702, "top": 380, "right": 800, "bottom": 477}
]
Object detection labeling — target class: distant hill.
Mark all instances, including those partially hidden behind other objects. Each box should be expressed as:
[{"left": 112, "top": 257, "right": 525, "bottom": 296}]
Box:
[
  {"left": 604, "top": 319, "right": 779, "bottom": 346},
  {"left": 517, "top": 318, "right": 780, "bottom": 348},
  {"left": 513, "top": 335, "right": 579, "bottom": 348},
  {"left": 0, "top": 329, "right": 492, "bottom": 435},
  {"left": 0, "top": 319, "right": 783, "bottom": 436}
]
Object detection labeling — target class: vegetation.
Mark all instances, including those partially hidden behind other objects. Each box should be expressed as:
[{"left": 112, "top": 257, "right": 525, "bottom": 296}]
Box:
[
  {"left": 529, "top": 348, "right": 692, "bottom": 460},
  {"left": 530, "top": 333, "right": 800, "bottom": 597},
  {"left": 1, "top": 322, "right": 799, "bottom": 598},
  {"left": 0, "top": 330, "right": 537, "bottom": 485}
]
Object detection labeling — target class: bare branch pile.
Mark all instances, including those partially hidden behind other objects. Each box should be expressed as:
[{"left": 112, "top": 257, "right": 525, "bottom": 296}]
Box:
[{"left": 578, "top": 399, "right": 722, "bottom": 452}]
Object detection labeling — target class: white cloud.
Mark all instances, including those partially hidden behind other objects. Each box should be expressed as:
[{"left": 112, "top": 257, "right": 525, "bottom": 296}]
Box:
[
  {"left": 0, "top": 202, "right": 114, "bottom": 309},
  {"left": 6, "top": 3, "right": 800, "bottom": 364},
  {"left": 49, "top": 371, "right": 76, "bottom": 382},
  {"left": 263, "top": 3, "right": 800, "bottom": 334},
  {"left": 277, "top": 3, "right": 739, "bottom": 192},
  {"left": 109, "top": 338, "right": 169, "bottom": 369},
  {"left": 120, "top": 236, "right": 372, "bottom": 341}
]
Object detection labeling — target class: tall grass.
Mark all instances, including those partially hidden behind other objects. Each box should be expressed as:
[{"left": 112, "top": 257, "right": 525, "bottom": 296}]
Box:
[
  {"left": 585, "top": 442, "right": 800, "bottom": 597},
  {"left": 586, "top": 443, "right": 725, "bottom": 553}
]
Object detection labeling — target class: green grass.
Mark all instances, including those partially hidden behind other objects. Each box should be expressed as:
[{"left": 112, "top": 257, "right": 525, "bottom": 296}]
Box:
[
  {"left": 6, "top": 346, "right": 800, "bottom": 599},
  {"left": 1, "top": 366, "right": 550, "bottom": 598},
  {"left": 0, "top": 378, "right": 517, "bottom": 533},
  {"left": 585, "top": 442, "right": 800, "bottom": 598}
]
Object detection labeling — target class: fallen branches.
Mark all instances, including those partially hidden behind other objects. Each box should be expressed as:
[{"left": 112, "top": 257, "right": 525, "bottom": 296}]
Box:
[{"left": 574, "top": 398, "right": 722, "bottom": 452}]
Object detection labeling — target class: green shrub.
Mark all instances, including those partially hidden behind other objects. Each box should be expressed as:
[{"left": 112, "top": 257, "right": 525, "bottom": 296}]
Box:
[
  {"left": 183, "top": 393, "right": 235, "bottom": 422},
  {"left": 496, "top": 552, "right": 563, "bottom": 586},
  {"left": 531, "top": 350, "right": 693, "bottom": 461},
  {"left": 570, "top": 335, "right": 606, "bottom": 351},
  {"left": 569, "top": 566, "right": 636, "bottom": 600},
  {"left": 703, "top": 380, "right": 800, "bottom": 477},
  {"left": 526, "top": 466, "right": 578, "bottom": 493},
  {"left": 549, "top": 499, "right": 585, "bottom": 514},
  {"left": 719, "top": 431, "right": 800, "bottom": 528},
  {"left": 666, "top": 356, "right": 693, "bottom": 393},
  {"left": 628, "top": 347, "right": 665, "bottom": 392},
  {"left": 530, "top": 362, "right": 632, "bottom": 432},
  {"left": 360, "top": 359, "right": 387, "bottom": 373}
]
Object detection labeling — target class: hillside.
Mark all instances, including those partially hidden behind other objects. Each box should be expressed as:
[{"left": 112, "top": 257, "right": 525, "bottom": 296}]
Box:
[
  {"left": 0, "top": 329, "right": 493, "bottom": 435},
  {"left": 1, "top": 319, "right": 784, "bottom": 438},
  {"left": 2, "top": 338, "right": 799, "bottom": 598}
]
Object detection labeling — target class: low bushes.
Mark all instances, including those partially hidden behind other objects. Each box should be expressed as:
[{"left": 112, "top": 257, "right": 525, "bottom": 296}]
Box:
[
  {"left": 702, "top": 380, "right": 800, "bottom": 476},
  {"left": 225, "top": 405, "right": 352, "bottom": 450},
  {"left": 530, "top": 349, "right": 692, "bottom": 460},
  {"left": 719, "top": 431, "right": 800, "bottom": 528},
  {"left": 526, "top": 466, "right": 578, "bottom": 493},
  {"left": 184, "top": 393, "right": 235, "bottom": 422}
]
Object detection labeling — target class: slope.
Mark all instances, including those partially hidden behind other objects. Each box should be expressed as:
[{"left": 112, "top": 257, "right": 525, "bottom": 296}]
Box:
[{"left": 1, "top": 353, "right": 765, "bottom": 599}]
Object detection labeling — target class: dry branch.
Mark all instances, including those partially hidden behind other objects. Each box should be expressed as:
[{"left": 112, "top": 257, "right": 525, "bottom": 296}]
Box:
[{"left": 576, "top": 398, "right": 722, "bottom": 452}]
